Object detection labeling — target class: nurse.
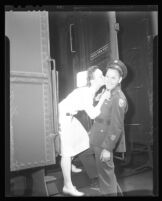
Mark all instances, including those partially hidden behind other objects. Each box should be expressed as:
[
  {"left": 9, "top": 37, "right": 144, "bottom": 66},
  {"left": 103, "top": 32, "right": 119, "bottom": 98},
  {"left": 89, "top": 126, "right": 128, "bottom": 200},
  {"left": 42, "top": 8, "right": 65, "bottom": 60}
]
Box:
[{"left": 59, "top": 66, "right": 109, "bottom": 196}]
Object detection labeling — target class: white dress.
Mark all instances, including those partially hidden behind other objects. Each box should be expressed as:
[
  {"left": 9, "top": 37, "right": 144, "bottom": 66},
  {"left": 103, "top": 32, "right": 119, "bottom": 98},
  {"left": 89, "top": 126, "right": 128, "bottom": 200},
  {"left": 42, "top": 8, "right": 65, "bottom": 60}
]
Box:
[{"left": 59, "top": 87, "right": 96, "bottom": 157}]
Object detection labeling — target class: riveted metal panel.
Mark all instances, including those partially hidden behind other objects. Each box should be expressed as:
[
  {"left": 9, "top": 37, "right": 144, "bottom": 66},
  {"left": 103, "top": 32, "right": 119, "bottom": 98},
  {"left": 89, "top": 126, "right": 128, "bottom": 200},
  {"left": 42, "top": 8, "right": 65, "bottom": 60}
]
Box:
[{"left": 6, "top": 11, "right": 57, "bottom": 171}]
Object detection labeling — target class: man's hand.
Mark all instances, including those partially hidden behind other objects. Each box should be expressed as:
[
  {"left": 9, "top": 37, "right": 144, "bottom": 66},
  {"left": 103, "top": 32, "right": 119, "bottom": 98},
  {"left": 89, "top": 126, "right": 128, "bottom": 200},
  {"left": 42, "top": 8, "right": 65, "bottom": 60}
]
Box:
[{"left": 100, "top": 149, "right": 111, "bottom": 162}]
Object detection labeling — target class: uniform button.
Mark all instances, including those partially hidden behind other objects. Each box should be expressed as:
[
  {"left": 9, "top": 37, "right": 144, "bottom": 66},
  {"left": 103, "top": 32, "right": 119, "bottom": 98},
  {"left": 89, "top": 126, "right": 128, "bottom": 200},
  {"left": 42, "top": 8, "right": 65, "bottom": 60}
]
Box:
[{"left": 100, "top": 129, "right": 104, "bottom": 132}]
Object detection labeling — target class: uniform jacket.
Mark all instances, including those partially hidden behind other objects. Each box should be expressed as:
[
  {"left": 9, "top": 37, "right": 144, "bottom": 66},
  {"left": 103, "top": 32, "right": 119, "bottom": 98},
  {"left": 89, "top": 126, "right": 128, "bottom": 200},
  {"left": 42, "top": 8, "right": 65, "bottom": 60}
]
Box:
[{"left": 89, "top": 85, "right": 128, "bottom": 153}]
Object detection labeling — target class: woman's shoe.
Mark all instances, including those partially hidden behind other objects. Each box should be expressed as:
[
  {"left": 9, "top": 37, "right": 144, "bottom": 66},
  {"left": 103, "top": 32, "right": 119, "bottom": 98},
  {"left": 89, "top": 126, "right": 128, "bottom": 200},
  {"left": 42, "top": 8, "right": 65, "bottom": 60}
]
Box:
[
  {"left": 63, "top": 186, "right": 84, "bottom": 196},
  {"left": 71, "top": 164, "right": 82, "bottom": 173}
]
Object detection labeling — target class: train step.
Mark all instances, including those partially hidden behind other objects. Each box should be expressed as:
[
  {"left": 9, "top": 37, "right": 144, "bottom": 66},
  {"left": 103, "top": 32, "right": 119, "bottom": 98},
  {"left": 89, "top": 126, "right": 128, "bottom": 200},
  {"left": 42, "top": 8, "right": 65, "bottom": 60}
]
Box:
[{"left": 45, "top": 167, "right": 92, "bottom": 196}]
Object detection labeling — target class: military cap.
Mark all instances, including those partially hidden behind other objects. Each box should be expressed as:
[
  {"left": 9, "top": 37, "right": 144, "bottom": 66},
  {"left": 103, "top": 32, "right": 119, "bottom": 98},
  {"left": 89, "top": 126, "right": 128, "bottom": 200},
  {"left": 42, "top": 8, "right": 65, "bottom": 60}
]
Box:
[{"left": 107, "top": 59, "right": 127, "bottom": 79}]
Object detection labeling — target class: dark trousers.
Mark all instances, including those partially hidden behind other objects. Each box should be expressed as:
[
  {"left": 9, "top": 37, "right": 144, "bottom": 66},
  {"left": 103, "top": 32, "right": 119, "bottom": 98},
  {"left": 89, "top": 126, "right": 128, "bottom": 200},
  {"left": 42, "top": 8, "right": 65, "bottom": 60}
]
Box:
[
  {"left": 93, "top": 146, "right": 118, "bottom": 196},
  {"left": 78, "top": 148, "right": 98, "bottom": 179}
]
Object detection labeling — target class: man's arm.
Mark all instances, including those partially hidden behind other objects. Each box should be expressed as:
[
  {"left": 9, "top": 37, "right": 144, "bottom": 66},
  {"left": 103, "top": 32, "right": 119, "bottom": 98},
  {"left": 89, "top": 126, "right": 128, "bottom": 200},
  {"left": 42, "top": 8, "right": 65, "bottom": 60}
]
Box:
[{"left": 101, "top": 97, "right": 126, "bottom": 152}]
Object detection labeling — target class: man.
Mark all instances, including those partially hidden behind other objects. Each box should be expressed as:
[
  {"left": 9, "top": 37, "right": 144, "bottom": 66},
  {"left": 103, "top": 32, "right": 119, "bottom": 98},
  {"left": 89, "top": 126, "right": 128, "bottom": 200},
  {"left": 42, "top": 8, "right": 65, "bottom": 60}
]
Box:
[{"left": 89, "top": 60, "right": 128, "bottom": 196}]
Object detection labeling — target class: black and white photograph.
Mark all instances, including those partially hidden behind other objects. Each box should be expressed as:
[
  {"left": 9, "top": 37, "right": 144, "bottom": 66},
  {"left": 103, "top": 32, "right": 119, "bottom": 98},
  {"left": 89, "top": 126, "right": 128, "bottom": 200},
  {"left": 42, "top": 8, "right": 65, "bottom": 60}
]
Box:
[{"left": 5, "top": 5, "right": 158, "bottom": 197}]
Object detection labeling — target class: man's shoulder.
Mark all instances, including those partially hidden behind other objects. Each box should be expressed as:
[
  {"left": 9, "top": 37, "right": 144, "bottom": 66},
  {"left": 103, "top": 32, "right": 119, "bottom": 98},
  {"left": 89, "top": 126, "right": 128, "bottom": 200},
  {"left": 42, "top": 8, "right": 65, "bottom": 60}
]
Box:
[
  {"left": 115, "top": 89, "right": 127, "bottom": 108},
  {"left": 116, "top": 89, "right": 126, "bottom": 100}
]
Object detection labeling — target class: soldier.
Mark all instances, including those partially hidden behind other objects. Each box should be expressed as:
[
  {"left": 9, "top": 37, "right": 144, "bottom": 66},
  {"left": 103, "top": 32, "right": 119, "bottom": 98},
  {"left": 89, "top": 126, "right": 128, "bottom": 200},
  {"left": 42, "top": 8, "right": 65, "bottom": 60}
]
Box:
[{"left": 89, "top": 59, "right": 128, "bottom": 196}]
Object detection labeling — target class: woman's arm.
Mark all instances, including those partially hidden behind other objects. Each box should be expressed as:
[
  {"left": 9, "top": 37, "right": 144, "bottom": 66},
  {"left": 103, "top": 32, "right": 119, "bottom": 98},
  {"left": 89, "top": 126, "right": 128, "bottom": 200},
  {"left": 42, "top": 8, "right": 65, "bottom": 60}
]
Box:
[
  {"left": 84, "top": 90, "right": 111, "bottom": 119},
  {"left": 94, "top": 88, "right": 105, "bottom": 102}
]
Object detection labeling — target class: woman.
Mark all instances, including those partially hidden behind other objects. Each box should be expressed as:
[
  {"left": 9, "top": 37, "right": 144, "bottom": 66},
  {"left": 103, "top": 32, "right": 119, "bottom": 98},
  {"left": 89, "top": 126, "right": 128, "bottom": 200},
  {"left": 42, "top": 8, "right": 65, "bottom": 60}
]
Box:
[{"left": 59, "top": 66, "right": 110, "bottom": 196}]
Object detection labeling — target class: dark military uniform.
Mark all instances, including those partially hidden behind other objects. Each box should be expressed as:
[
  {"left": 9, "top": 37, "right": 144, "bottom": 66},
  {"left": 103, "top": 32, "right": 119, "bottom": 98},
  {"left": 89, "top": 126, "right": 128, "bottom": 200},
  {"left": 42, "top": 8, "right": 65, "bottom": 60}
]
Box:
[{"left": 89, "top": 85, "right": 128, "bottom": 195}]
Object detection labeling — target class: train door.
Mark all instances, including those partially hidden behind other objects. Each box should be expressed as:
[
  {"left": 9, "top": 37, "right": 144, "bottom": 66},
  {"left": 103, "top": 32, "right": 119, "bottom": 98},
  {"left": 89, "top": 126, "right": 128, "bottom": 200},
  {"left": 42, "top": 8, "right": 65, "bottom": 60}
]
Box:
[
  {"left": 6, "top": 11, "right": 58, "bottom": 172},
  {"left": 75, "top": 12, "right": 119, "bottom": 71}
]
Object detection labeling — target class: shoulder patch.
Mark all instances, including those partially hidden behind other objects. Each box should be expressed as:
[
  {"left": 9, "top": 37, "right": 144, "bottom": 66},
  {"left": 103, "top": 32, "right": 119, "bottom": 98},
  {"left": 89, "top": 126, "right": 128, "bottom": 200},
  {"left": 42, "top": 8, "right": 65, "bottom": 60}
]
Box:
[
  {"left": 110, "top": 135, "right": 116, "bottom": 141},
  {"left": 119, "top": 98, "right": 125, "bottom": 107}
]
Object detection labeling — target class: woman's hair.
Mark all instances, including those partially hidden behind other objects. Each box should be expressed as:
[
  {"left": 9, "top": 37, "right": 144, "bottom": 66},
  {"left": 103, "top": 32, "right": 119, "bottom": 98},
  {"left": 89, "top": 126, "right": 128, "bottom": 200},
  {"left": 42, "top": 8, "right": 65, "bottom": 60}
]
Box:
[{"left": 87, "top": 65, "right": 99, "bottom": 87}]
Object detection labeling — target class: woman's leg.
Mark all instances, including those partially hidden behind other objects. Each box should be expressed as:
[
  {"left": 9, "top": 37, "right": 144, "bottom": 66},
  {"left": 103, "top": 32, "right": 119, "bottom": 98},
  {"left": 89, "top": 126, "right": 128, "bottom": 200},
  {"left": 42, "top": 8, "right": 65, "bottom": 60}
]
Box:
[
  {"left": 61, "top": 156, "right": 73, "bottom": 188},
  {"left": 60, "top": 156, "right": 84, "bottom": 196}
]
